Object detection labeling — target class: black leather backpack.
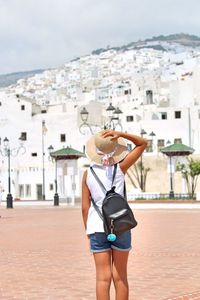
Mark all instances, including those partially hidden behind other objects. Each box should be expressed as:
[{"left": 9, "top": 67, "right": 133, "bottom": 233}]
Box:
[{"left": 90, "top": 164, "right": 137, "bottom": 240}]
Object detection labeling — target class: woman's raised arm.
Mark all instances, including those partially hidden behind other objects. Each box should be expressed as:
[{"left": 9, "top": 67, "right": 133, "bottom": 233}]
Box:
[{"left": 102, "top": 130, "right": 148, "bottom": 174}]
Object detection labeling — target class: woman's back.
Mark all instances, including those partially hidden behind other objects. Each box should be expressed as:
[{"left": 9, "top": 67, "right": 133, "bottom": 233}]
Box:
[
  {"left": 86, "top": 164, "right": 125, "bottom": 235},
  {"left": 86, "top": 164, "right": 125, "bottom": 205}
]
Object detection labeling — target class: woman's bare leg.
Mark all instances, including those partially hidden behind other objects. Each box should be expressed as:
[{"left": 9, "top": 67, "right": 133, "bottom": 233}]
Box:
[
  {"left": 93, "top": 251, "right": 112, "bottom": 300},
  {"left": 112, "top": 249, "right": 129, "bottom": 300}
]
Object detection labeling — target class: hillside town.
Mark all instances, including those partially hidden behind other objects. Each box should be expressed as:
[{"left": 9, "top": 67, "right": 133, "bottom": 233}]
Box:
[{"left": 1, "top": 40, "right": 200, "bottom": 202}]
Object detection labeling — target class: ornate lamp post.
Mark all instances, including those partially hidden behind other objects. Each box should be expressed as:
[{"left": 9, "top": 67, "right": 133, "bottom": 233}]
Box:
[
  {"left": 106, "top": 104, "right": 123, "bottom": 130},
  {"left": 48, "top": 145, "right": 59, "bottom": 206},
  {"left": 149, "top": 131, "right": 156, "bottom": 145},
  {"left": 79, "top": 107, "right": 98, "bottom": 134},
  {"left": 106, "top": 102, "right": 115, "bottom": 128},
  {"left": 79, "top": 103, "right": 123, "bottom": 134},
  {"left": 42, "top": 120, "right": 47, "bottom": 200},
  {"left": 0, "top": 136, "right": 25, "bottom": 208},
  {"left": 80, "top": 107, "right": 89, "bottom": 123},
  {"left": 140, "top": 129, "right": 147, "bottom": 192}
]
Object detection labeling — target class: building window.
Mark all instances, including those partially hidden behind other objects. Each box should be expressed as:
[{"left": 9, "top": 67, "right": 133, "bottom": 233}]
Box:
[
  {"left": 124, "top": 89, "right": 131, "bottom": 95},
  {"left": 146, "top": 140, "right": 153, "bottom": 152},
  {"left": 21, "top": 105, "right": 25, "bottom": 110},
  {"left": 146, "top": 90, "right": 153, "bottom": 104},
  {"left": 41, "top": 109, "right": 47, "bottom": 113},
  {"left": 19, "top": 185, "right": 24, "bottom": 198},
  {"left": 157, "top": 139, "right": 165, "bottom": 150},
  {"left": 31, "top": 153, "right": 37, "bottom": 157},
  {"left": 60, "top": 134, "right": 66, "bottom": 142},
  {"left": 174, "top": 138, "right": 182, "bottom": 144},
  {"left": 161, "top": 112, "right": 167, "bottom": 120},
  {"left": 175, "top": 111, "right": 181, "bottom": 119},
  {"left": 21, "top": 132, "right": 27, "bottom": 141},
  {"left": 126, "top": 116, "right": 134, "bottom": 122},
  {"left": 49, "top": 184, "right": 54, "bottom": 191},
  {"left": 25, "top": 184, "right": 31, "bottom": 197}
]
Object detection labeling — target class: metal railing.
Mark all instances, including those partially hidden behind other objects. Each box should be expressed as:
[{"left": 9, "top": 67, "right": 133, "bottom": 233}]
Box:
[{"left": 127, "top": 192, "right": 196, "bottom": 201}]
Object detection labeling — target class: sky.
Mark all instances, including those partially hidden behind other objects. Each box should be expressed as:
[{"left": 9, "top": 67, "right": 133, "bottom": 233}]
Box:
[{"left": 0, "top": 0, "right": 200, "bottom": 75}]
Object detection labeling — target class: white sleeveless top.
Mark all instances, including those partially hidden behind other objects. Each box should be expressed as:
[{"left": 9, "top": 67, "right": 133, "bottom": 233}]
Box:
[{"left": 86, "top": 163, "right": 125, "bottom": 234}]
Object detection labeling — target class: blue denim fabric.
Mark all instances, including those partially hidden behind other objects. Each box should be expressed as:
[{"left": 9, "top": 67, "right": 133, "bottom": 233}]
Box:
[{"left": 89, "top": 231, "right": 132, "bottom": 253}]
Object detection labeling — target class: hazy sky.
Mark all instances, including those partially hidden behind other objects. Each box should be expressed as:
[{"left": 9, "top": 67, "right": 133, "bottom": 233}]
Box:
[{"left": 0, "top": 0, "right": 200, "bottom": 74}]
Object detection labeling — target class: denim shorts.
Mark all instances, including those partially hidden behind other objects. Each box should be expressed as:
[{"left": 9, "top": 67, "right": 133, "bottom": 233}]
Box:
[{"left": 89, "top": 231, "right": 132, "bottom": 253}]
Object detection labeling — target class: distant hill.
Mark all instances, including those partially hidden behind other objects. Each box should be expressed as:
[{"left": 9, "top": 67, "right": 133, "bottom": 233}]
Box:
[
  {"left": 92, "top": 33, "right": 200, "bottom": 55},
  {"left": 0, "top": 69, "right": 45, "bottom": 88},
  {"left": 1, "top": 33, "right": 200, "bottom": 88},
  {"left": 144, "top": 33, "right": 200, "bottom": 46}
]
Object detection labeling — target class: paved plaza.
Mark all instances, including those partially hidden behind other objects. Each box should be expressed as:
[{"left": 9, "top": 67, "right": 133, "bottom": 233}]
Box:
[{"left": 0, "top": 204, "right": 200, "bottom": 300}]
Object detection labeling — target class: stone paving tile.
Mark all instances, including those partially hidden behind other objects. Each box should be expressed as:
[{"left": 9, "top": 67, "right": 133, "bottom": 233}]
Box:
[
  {"left": 0, "top": 207, "right": 200, "bottom": 299},
  {"left": 164, "top": 291, "right": 200, "bottom": 299}
]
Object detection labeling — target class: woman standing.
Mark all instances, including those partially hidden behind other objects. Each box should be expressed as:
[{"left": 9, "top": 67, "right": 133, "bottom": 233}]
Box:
[{"left": 82, "top": 129, "right": 147, "bottom": 300}]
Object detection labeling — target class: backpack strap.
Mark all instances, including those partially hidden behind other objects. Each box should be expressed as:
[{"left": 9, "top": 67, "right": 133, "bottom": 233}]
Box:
[
  {"left": 90, "top": 197, "right": 104, "bottom": 221},
  {"left": 90, "top": 164, "right": 118, "bottom": 191},
  {"left": 90, "top": 164, "right": 126, "bottom": 198},
  {"left": 90, "top": 167, "right": 107, "bottom": 193},
  {"left": 111, "top": 164, "right": 117, "bottom": 187}
]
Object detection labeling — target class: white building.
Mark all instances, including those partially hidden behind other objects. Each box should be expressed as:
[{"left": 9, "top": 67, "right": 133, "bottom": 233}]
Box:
[{"left": 1, "top": 43, "right": 200, "bottom": 201}]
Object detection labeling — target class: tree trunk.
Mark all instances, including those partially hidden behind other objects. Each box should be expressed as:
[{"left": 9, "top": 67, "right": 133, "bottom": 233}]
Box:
[{"left": 126, "top": 171, "right": 138, "bottom": 189}]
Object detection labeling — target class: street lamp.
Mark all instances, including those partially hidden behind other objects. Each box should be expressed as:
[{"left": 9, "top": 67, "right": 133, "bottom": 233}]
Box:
[
  {"left": 105, "top": 103, "right": 123, "bottom": 130},
  {"left": 149, "top": 131, "right": 156, "bottom": 138},
  {"left": 106, "top": 102, "right": 115, "bottom": 126},
  {"left": 80, "top": 107, "right": 89, "bottom": 123},
  {"left": 79, "top": 107, "right": 95, "bottom": 134},
  {"left": 48, "top": 145, "right": 59, "bottom": 206},
  {"left": 169, "top": 156, "right": 175, "bottom": 199},
  {"left": 162, "top": 140, "right": 174, "bottom": 198},
  {"left": 148, "top": 131, "right": 156, "bottom": 152},
  {"left": 42, "top": 120, "right": 47, "bottom": 200},
  {"left": 0, "top": 136, "right": 25, "bottom": 208}
]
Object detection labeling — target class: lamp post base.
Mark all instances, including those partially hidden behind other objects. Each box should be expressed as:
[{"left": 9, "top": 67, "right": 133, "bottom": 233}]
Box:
[
  {"left": 54, "top": 193, "right": 59, "bottom": 206},
  {"left": 169, "top": 191, "right": 175, "bottom": 199},
  {"left": 6, "top": 193, "right": 13, "bottom": 208}
]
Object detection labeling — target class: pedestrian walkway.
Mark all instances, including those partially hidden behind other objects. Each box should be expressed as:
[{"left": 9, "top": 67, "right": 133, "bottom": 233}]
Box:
[
  {"left": 165, "top": 291, "right": 200, "bottom": 300},
  {"left": 0, "top": 206, "right": 200, "bottom": 299}
]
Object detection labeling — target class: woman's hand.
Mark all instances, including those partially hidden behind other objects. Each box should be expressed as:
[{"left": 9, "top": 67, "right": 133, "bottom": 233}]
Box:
[
  {"left": 101, "top": 129, "right": 148, "bottom": 174},
  {"left": 101, "top": 129, "right": 121, "bottom": 141}
]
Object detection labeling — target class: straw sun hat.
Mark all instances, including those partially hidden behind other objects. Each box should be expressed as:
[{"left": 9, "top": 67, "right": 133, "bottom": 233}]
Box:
[{"left": 85, "top": 130, "right": 129, "bottom": 165}]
